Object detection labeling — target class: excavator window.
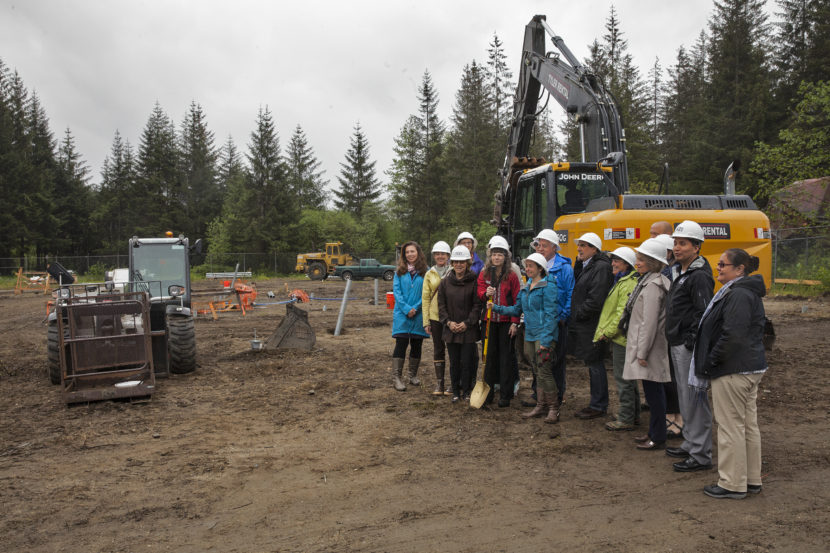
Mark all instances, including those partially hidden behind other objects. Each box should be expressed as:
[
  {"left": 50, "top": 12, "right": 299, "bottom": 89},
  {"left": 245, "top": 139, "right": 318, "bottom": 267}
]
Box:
[{"left": 555, "top": 172, "right": 612, "bottom": 214}]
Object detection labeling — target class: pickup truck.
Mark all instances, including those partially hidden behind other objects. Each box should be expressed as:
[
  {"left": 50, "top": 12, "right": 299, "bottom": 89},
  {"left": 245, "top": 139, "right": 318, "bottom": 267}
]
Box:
[{"left": 333, "top": 259, "right": 396, "bottom": 281}]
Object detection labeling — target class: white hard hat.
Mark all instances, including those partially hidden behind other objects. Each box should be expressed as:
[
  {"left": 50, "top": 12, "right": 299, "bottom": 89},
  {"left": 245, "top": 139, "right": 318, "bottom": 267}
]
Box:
[
  {"left": 450, "top": 245, "right": 472, "bottom": 261},
  {"left": 576, "top": 232, "right": 602, "bottom": 251},
  {"left": 454, "top": 231, "right": 478, "bottom": 250},
  {"left": 656, "top": 234, "right": 675, "bottom": 251},
  {"left": 635, "top": 238, "right": 669, "bottom": 265},
  {"left": 431, "top": 241, "right": 451, "bottom": 254},
  {"left": 488, "top": 235, "right": 510, "bottom": 252},
  {"left": 609, "top": 246, "right": 636, "bottom": 268},
  {"left": 524, "top": 253, "right": 549, "bottom": 276},
  {"left": 672, "top": 220, "right": 705, "bottom": 242},
  {"left": 533, "top": 228, "right": 560, "bottom": 247}
]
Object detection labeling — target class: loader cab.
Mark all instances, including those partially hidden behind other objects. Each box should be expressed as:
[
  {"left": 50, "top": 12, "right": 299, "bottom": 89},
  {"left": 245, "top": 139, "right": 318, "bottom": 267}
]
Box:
[
  {"left": 128, "top": 236, "right": 193, "bottom": 308},
  {"left": 508, "top": 163, "right": 618, "bottom": 257}
]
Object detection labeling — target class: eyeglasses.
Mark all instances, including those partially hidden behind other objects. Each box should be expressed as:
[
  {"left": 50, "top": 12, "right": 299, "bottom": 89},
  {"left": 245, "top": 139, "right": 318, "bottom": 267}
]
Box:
[{"left": 716, "top": 262, "right": 734, "bottom": 269}]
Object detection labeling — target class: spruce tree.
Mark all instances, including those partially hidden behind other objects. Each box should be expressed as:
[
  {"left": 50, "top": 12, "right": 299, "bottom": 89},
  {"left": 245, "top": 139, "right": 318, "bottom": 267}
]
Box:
[
  {"left": 334, "top": 123, "right": 382, "bottom": 217},
  {"left": 96, "top": 131, "right": 137, "bottom": 251},
  {"left": 54, "top": 128, "right": 93, "bottom": 254},
  {"left": 243, "top": 106, "right": 295, "bottom": 251},
  {"left": 285, "top": 124, "right": 327, "bottom": 210},
  {"left": 179, "top": 101, "right": 219, "bottom": 240},
  {"left": 486, "top": 33, "right": 514, "bottom": 129},
  {"left": 706, "top": 0, "right": 774, "bottom": 197},
  {"left": 444, "top": 61, "right": 501, "bottom": 229},
  {"left": 136, "top": 102, "right": 181, "bottom": 234}
]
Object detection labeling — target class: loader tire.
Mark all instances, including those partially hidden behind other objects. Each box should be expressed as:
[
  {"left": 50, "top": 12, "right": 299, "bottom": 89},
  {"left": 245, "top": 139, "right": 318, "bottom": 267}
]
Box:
[
  {"left": 308, "top": 262, "right": 327, "bottom": 281},
  {"left": 167, "top": 315, "right": 196, "bottom": 374},
  {"left": 47, "top": 321, "right": 61, "bottom": 385}
]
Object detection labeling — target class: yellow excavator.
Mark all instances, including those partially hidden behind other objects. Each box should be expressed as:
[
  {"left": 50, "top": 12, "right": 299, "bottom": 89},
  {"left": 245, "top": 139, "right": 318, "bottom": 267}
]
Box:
[{"left": 493, "top": 16, "right": 771, "bottom": 284}]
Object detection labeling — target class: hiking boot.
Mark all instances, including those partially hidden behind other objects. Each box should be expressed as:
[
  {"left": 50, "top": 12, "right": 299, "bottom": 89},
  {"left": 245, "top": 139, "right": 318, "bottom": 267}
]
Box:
[
  {"left": 544, "top": 395, "right": 560, "bottom": 424},
  {"left": 392, "top": 358, "right": 406, "bottom": 391},
  {"left": 605, "top": 420, "right": 635, "bottom": 431},
  {"left": 432, "top": 361, "right": 445, "bottom": 396},
  {"left": 523, "top": 390, "right": 547, "bottom": 418},
  {"left": 407, "top": 357, "right": 421, "bottom": 386}
]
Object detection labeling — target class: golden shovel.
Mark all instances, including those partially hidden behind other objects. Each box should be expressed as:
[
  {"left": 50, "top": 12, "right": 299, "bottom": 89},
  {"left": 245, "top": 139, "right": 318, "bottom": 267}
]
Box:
[{"left": 469, "top": 304, "right": 493, "bottom": 409}]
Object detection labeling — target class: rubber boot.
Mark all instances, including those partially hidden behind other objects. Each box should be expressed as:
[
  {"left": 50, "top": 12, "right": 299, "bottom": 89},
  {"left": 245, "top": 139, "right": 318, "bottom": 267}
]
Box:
[
  {"left": 523, "top": 389, "right": 547, "bottom": 418},
  {"left": 392, "top": 358, "right": 406, "bottom": 391},
  {"left": 544, "top": 394, "right": 560, "bottom": 424},
  {"left": 432, "top": 361, "right": 445, "bottom": 396},
  {"left": 407, "top": 357, "right": 421, "bottom": 386}
]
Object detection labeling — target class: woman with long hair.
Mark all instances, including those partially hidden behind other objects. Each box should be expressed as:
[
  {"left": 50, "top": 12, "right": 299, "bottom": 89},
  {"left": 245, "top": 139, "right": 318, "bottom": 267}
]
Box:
[
  {"left": 477, "top": 235, "right": 521, "bottom": 407},
  {"left": 391, "top": 241, "right": 429, "bottom": 391}
]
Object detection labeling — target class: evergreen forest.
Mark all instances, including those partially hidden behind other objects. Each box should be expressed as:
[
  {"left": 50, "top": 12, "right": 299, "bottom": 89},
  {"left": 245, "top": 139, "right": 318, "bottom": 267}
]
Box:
[{"left": 1, "top": 0, "right": 828, "bottom": 269}]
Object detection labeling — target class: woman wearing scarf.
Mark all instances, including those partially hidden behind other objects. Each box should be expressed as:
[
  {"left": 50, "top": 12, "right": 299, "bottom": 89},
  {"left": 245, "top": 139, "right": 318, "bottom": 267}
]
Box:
[
  {"left": 422, "top": 241, "right": 453, "bottom": 396},
  {"left": 391, "top": 241, "right": 429, "bottom": 391},
  {"left": 438, "top": 246, "right": 482, "bottom": 402},
  {"left": 624, "top": 239, "right": 671, "bottom": 450},
  {"left": 693, "top": 249, "right": 767, "bottom": 499},
  {"left": 476, "top": 235, "right": 521, "bottom": 408},
  {"left": 592, "top": 247, "right": 640, "bottom": 431}
]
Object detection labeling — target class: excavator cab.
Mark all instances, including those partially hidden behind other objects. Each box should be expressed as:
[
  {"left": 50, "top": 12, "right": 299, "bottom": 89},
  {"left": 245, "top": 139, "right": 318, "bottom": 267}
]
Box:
[{"left": 508, "top": 162, "right": 618, "bottom": 256}]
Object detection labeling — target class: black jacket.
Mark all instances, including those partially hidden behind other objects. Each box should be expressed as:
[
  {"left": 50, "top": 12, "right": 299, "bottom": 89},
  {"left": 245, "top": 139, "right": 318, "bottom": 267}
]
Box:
[
  {"left": 693, "top": 275, "right": 768, "bottom": 379},
  {"left": 665, "top": 256, "right": 714, "bottom": 349},
  {"left": 568, "top": 251, "right": 613, "bottom": 359},
  {"left": 437, "top": 270, "right": 482, "bottom": 344}
]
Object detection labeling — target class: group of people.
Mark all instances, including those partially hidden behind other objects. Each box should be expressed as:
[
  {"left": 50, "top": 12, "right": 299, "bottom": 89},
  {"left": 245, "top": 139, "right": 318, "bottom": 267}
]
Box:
[{"left": 389, "top": 222, "right": 769, "bottom": 500}]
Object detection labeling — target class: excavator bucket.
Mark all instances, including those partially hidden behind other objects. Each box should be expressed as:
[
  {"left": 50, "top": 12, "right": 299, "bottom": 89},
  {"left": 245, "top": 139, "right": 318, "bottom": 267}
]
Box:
[{"left": 264, "top": 302, "right": 316, "bottom": 351}]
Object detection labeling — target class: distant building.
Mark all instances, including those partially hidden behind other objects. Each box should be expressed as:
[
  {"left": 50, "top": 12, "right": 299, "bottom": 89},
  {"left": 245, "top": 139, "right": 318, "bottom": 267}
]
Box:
[{"left": 767, "top": 176, "right": 830, "bottom": 235}]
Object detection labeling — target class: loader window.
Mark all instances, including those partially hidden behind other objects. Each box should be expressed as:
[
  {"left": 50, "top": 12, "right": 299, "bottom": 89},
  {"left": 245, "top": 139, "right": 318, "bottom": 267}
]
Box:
[{"left": 132, "top": 245, "right": 186, "bottom": 299}]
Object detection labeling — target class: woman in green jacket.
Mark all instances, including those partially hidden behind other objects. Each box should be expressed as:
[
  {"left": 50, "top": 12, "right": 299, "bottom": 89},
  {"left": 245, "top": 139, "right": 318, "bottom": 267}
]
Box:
[{"left": 593, "top": 247, "right": 640, "bottom": 431}]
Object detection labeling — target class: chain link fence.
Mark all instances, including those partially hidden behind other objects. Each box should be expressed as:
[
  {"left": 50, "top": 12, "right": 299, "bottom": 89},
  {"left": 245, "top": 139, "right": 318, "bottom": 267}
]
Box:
[
  {"left": 0, "top": 251, "right": 398, "bottom": 277},
  {"left": 772, "top": 226, "right": 830, "bottom": 284}
]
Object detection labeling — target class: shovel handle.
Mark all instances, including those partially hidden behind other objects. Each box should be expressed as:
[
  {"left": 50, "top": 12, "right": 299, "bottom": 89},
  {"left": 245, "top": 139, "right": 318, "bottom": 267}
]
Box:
[{"left": 482, "top": 305, "right": 493, "bottom": 365}]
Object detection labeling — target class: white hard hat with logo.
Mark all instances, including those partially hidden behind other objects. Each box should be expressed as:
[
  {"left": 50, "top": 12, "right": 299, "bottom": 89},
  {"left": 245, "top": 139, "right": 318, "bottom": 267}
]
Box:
[
  {"left": 672, "top": 220, "right": 705, "bottom": 242},
  {"left": 533, "top": 228, "right": 560, "bottom": 247},
  {"left": 635, "top": 238, "right": 670, "bottom": 265},
  {"left": 454, "top": 231, "right": 478, "bottom": 250},
  {"left": 488, "top": 235, "right": 510, "bottom": 252},
  {"left": 610, "top": 246, "right": 636, "bottom": 268},
  {"left": 431, "top": 241, "right": 451, "bottom": 254},
  {"left": 524, "top": 253, "right": 549, "bottom": 276},
  {"left": 576, "top": 232, "right": 602, "bottom": 251},
  {"left": 450, "top": 245, "right": 472, "bottom": 261}
]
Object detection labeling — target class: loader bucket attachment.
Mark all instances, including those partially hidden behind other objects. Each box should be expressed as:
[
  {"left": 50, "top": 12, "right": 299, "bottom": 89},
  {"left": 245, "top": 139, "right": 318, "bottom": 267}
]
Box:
[{"left": 264, "top": 302, "right": 316, "bottom": 350}]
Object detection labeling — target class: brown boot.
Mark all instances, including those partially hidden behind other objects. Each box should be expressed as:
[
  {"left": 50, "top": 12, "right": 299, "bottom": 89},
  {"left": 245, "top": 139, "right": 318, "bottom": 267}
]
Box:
[
  {"left": 392, "top": 358, "right": 406, "bottom": 391},
  {"left": 544, "top": 395, "right": 560, "bottom": 424},
  {"left": 407, "top": 357, "right": 421, "bottom": 386},
  {"left": 432, "top": 361, "right": 445, "bottom": 395},
  {"left": 523, "top": 389, "right": 547, "bottom": 418}
]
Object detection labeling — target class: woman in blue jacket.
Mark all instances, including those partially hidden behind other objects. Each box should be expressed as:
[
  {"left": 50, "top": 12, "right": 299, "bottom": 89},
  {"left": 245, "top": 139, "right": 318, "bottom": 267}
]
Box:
[
  {"left": 391, "top": 241, "right": 430, "bottom": 391},
  {"left": 490, "top": 253, "right": 560, "bottom": 425}
]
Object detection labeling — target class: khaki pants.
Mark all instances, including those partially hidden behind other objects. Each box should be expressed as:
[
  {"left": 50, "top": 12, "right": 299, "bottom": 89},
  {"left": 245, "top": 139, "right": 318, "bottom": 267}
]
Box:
[{"left": 711, "top": 373, "right": 764, "bottom": 493}]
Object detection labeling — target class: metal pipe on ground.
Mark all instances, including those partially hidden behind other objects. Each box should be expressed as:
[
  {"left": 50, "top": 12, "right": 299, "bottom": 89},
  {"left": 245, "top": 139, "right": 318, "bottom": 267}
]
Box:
[{"left": 334, "top": 279, "right": 353, "bottom": 336}]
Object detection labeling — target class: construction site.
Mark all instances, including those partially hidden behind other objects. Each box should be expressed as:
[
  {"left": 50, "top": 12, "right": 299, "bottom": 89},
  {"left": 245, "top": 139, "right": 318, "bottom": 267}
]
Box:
[{"left": 0, "top": 276, "right": 828, "bottom": 552}]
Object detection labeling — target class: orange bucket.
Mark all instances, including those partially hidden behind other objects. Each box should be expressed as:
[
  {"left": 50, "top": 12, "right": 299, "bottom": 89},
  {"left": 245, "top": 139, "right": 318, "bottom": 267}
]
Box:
[{"left": 386, "top": 292, "right": 395, "bottom": 310}]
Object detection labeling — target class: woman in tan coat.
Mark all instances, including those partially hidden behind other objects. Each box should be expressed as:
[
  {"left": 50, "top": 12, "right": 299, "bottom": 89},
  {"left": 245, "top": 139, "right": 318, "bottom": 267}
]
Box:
[{"left": 623, "top": 238, "right": 671, "bottom": 450}]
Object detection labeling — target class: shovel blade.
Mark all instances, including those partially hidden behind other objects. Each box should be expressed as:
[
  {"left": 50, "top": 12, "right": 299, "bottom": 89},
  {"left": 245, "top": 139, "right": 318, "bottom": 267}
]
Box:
[{"left": 469, "top": 380, "right": 490, "bottom": 409}]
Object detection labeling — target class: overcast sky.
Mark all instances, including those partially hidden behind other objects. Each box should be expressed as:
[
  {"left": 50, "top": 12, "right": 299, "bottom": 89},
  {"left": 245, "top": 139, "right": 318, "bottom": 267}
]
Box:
[{"left": 1, "top": 0, "right": 777, "bottom": 196}]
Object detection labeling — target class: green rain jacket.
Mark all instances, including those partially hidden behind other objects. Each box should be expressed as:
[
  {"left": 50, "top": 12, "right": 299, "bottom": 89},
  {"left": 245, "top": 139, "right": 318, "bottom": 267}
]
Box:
[{"left": 592, "top": 271, "right": 639, "bottom": 347}]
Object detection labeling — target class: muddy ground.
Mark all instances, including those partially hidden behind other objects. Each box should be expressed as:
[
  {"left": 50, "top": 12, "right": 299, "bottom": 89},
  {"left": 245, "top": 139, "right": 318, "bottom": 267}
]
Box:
[{"left": 0, "top": 278, "right": 828, "bottom": 552}]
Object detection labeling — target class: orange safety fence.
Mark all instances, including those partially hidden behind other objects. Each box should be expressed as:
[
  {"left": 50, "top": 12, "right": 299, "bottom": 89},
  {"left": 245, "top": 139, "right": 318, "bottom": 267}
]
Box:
[{"left": 15, "top": 268, "right": 51, "bottom": 295}]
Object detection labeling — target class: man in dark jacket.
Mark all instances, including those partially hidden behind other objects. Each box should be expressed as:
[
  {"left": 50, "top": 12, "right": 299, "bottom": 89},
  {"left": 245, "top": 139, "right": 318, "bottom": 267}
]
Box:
[
  {"left": 568, "top": 232, "right": 614, "bottom": 419},
  {"left": 664, "top": 220, "right": 715, "bottom": 472}
]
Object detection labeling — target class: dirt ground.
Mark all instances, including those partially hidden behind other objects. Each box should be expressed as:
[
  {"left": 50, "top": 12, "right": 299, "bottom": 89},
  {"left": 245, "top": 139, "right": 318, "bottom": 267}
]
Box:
[{"left": 1, "top": 278, "right": 828, "bottom": 552}]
